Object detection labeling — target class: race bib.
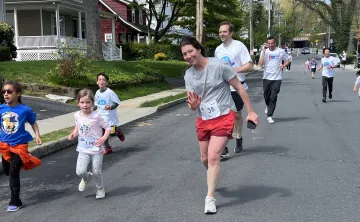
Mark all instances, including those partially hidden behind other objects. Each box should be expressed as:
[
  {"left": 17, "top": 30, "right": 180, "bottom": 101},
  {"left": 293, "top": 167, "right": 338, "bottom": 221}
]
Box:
[
  {"left": 97, "top": 98, "right": 109, "bottom": 115},
  {"left": 311, "top": 65, "right": 315, "bottom": 68},
  {"left": 200, "top": 100, "right": 221, "bottom": 120},
  {"left": 78, "top": 136, "right": 100, "bottom": 152}
]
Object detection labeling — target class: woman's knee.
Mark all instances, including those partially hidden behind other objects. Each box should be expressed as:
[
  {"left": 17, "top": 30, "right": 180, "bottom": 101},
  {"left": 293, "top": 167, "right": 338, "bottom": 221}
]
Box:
[
  {"left": 76, "top": 167, "right": 87, "bottom": 177},
  {"left": 207, "top": 153, "right": 220, "bottom": 166}
]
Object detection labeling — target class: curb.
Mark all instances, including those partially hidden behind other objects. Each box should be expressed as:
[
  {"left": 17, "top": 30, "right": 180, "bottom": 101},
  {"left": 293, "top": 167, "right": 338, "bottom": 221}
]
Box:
[{"left": 0, "top": 97, "right": 187, "bottom": 176}]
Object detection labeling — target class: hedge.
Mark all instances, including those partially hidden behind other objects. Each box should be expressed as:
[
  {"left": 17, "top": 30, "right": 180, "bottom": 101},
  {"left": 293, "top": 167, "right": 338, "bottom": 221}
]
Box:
[
  {"left": 0, "top": 46, "right": 10, "bottom": 61},
  {"left": 118, "top": 43, "right": 182, "bottom": 61}
]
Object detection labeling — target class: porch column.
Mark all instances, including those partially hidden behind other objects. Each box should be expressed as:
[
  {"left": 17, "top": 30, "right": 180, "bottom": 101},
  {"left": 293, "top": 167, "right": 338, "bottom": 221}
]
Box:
[
  {"left": 14, "top": 8, "right": 18, "bottom": 48},
  {"left": 55, "top": 5, "right": 60, "bottom": 41},
  {"left": 112, "top": 16, "right": 116, "bottom": 45},
  {"left": 78, "top": 11, "right": 82, "bottom": 39},
  {"left": 40, "top": 8, "right": 43, "bottom": 36},
  {"left": 137, "top": 33, "right": 140, "bottom": 44}
]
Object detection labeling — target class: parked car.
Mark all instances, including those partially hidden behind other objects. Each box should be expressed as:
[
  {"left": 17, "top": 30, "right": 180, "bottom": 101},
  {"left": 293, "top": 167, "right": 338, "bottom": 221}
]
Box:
[
  {"left": 330, "top": 53, "right": 341, "bottom": 67},
  {"left": 301, "top": 47, "right": 310, "bottom": 54}
]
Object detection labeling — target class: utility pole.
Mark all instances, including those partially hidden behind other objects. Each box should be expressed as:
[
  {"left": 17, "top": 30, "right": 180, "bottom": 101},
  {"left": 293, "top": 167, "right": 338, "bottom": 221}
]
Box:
[
  {"left": 196, "top": 0, "right": 204, "bottom": 43},
  {"left": 278, "top": 13, "right": 281, "bottom": 47},
  {"left": 0, "top": 0, "right": 5, "bottom": 21},
  {"left": 268, "top": 0, "right": 271, "bottom": 37},
  {"left": 328, "top": 25, "right": 331, "bottom": 47},
  {"left": 249, "top": 0, "right": 254, "bottom": 54}
]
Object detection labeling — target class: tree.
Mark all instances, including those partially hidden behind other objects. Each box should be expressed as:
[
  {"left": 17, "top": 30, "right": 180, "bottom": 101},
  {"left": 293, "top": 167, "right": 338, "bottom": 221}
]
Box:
[
  {"left": 176, "top": 0, "right": 245, "bottom": 55},
  {"left": 83, "top": 0, "right": 102, "bottom": 60},
  {"left": 133, "top": 0, "right": 192, "bottom": 43},
  {"left": 295, "top": 0, "right": 357, "bottom": 52}
]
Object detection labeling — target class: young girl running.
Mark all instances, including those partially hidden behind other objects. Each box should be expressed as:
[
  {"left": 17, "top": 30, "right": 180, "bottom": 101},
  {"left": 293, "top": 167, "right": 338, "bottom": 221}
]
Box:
[
  {"left": 305, "top": 58, "right": 311, "bottom": 73},
  {"left": 94, "top": 72, "right": 125, "bottom": 155},
  {"left": 68, "top": 89, "right": 111, "bottom": 199},
  {"left": 0, "top": 80, "right": 42, "bottom": 212},
  {"left": 311, "top": 57, "right": 318, "bottom": 79}
]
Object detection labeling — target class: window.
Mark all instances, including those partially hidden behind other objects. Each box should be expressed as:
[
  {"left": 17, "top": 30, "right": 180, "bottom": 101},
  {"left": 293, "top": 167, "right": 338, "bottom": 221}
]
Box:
[
  {"left": 131, "top": 8, "right": 135, "bottom": 23},
  {"left": 72, "top": 19, "right": 86, "bottom": 38},
  {"left": 139, "top": 9, "right": 143, "bottom": 25},
  {"left": 51, "top": 15, "right": 66, "bottom": 36}
]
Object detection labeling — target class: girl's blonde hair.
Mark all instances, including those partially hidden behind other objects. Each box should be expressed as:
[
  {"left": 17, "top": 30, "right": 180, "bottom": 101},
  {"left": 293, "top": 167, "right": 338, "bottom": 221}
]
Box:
[{"left": 77, "top": 89, "right": 94, "bottom": 103}]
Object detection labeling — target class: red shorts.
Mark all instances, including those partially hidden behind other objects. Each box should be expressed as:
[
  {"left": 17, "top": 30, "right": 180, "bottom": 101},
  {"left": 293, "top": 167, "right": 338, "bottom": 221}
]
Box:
[{"left": 196, "top": 110, "right": 235, "bottom": 141}]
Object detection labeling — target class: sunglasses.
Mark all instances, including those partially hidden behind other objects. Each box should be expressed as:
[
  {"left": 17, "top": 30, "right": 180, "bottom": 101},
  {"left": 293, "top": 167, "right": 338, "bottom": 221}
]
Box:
[{"left": 1, "top": 90, "right": 15, "bottom": 94}]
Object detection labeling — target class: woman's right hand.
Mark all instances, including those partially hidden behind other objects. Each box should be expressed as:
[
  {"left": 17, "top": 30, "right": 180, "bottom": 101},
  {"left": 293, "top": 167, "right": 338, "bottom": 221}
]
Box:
[{"left": 187, "top": 92, "right": 201, "bottom": 110}]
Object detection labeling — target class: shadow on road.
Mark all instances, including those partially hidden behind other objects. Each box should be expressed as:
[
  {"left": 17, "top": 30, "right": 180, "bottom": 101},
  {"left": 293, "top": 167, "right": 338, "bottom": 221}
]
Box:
[
  {"left": 274, "top": 117, "right": 309, "bottom": 122},
  {"left": 86, "top": 185, "right": 152, "bottom": 199},
  {"left": 327, "top": 99, "right": 350, "bottom": 103},
  {"left": 239, "top": 145, "right": 290, "bottom": 158},
  {"left": 216, "top": 185, "right": 292, "bottom": 208}
]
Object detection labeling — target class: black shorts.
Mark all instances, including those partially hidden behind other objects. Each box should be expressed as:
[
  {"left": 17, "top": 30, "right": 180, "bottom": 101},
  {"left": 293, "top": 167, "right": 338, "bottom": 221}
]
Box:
[
  {"left": 231, "top": 91, "right": 244, "bottom": 111},
  {"left": 341, "top": 60, "right": 346, "bottom": 64},
  {"left": 311, "top": 68, "right": 316, "bottom": 72}
]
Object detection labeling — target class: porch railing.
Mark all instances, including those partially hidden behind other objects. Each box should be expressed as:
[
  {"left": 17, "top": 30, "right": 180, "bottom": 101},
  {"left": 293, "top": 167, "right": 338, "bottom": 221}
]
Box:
[{"left": 17, "top": 36, "right": 87, "bottom": 49}]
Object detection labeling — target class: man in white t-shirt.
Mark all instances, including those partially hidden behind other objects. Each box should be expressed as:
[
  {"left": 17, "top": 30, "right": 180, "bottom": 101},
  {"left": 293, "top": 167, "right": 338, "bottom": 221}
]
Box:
[
  {"left": 258, "top": 36, "right": 290, "bottom": 124},
  {"left": 318, "top": 48, "right": 337, "bottom": 103},
  {"left": 215, "top": 21, "right": 253, "bottom": 158}
]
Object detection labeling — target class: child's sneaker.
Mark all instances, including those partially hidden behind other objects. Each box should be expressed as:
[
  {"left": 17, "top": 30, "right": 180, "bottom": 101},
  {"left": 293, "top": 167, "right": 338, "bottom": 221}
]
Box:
[
  {"left": 7, "top": 205, "right": 22, "bottom": 212},
  {"left": 78, "top": 173, "right": 92, "bottom": 192},
  {"left": 116, "top": 128, "right": 125, "bottom": 142},
  {"left": 96, "top": 188, "right": 106, "bottom": 199},
  {"left": 103, "top": 146, "right": 113, "bottom": 155}
]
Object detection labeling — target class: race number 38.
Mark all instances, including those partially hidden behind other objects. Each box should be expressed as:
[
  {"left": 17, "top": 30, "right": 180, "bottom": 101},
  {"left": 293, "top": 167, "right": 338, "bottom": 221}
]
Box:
[{"left": 200, "top": 100, "right": 221, "bottom": 120}]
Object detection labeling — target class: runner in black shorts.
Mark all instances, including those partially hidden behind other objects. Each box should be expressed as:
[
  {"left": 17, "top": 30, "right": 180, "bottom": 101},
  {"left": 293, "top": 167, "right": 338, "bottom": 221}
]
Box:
[{"left": 310, "top": 57, "right": 317, "bottom": 79}]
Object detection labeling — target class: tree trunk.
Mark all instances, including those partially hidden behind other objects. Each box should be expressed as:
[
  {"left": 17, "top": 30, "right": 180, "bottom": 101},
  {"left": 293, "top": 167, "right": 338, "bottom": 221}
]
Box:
[{"left": 84, "top": 0, "right": 102, "bottom": 60}]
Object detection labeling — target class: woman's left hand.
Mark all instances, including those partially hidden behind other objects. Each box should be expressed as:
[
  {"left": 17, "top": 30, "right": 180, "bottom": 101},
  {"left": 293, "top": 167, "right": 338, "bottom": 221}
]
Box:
[{"left": 246, "top": 111, "right": 259, "bottom": 126}]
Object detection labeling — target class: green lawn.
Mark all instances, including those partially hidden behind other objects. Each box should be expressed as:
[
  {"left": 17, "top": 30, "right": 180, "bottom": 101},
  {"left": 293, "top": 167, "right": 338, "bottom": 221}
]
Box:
[
  {"left": 28, "top": 127, "right": 74, "bottom": 149},
  {"left": 0, "top": 60, "right": 187, "bottom": 85}
]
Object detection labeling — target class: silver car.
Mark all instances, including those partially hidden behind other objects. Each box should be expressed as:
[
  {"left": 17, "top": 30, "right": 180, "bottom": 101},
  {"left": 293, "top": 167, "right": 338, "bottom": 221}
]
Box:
[
  {"left": 301, "top": 47, "right": 310, "bottom": 54},
  {"left": 330, "top": 53, "right": 341, "bottom": 67}
]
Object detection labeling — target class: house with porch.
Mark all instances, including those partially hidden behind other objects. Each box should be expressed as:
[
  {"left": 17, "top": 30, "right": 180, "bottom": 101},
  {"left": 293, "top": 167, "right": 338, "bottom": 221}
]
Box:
[
  {"left": 5, "top": 0, "right": 86, "bottom": 61},
  {"left": 4, "top": 0, "right": 151, "bottom": 61}
]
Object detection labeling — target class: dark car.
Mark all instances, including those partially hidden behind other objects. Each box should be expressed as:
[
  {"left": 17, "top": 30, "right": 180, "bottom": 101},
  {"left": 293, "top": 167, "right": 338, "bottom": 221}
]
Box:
[{"left": 301, "top": 47, "right": 310, "bottom": 55}]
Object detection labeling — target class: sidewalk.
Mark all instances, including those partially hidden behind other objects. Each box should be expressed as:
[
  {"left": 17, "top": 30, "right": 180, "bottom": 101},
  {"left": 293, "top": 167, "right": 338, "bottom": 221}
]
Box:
[{"left": 25, "top": 87, "right": 187, "bottom": 137}]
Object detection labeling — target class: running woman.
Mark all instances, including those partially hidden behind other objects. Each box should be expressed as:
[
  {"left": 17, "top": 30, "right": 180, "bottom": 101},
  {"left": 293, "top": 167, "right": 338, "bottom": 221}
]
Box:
[
  {"left": 286, "top": 52, "right": 292, "bottom": 72},
  {"left": 180, "top": 37, "right": 259, "bottom": 214},
  {"left": 68, "top": 89, "right": 111, "bottom": 199},
  {"left": 0, "top": 80, "right": 42, "bottom": 212},
  {"left": 215, "top": 21, "right": 253, "bottom": 158},
  {"left": 305, "top": 58, "right": 310, "bottom": 73},
  {"left": 311, "top": 57, "right": 318, "bottom": 79},
  {"left": 94, "top": 73, "right": 125, "bottom": 155},
  {"left": 318, "top": 47, "right": 337, "bottom": 103}
]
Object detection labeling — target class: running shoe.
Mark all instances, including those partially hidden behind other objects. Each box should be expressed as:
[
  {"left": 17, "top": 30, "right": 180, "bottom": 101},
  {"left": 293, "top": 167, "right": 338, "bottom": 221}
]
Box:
[
  {"left": 329, "top": 93, "right": 332, "bottom": 99},
  {"left": 96, "top": 188, "right": 106, "bottom": 199},
  {"left": 267, "top": 117, "right": 275, "bottom": 124},
  {"left": 221, "top": 147, "right": 229, "bottom": 159},
  {"left": 322, "top": 98, "right": 326, "bottom": 103},
  {"left": 103, "top": 146, "right": 113, "bottom": 155},
  {"left": 7, "top": 205, "right": 22, "bottom": 212},
  {"left": 116, "top": 128, "right": 125, "bottom": 142},
  {"left": 79, "top": 177, "right": 90, "bottom": 192},
  {"left": 204, "top": 196, "right": 217, "bottom": 214}
]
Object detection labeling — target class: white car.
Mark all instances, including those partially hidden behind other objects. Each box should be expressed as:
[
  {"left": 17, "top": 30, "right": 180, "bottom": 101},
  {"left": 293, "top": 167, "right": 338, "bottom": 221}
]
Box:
[{"left": 330, "top": 53, "right": 341, "bottom": 67}]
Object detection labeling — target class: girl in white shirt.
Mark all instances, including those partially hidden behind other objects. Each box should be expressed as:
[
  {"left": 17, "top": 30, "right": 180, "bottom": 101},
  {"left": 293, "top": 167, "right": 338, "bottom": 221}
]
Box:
[{"left": 68, "top": 89, "right": 111, "bottom": 199}]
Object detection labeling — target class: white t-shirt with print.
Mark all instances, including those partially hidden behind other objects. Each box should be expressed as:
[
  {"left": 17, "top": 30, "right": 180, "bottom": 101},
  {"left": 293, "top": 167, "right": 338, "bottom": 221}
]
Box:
[
  {"left": 342, "top": 53, "right": 347, "bottom": 61},
  {"left": 215, "top": 40, "right": 252, "bottom": 91},
  {"left": 321, "top": 56, "right": 336, "bottom": 77},
  {"left": 95, "top": 88, "right": 121, "bottom": 126},
  {"left": 262, "top": 47, "right": 289, "bottom": 80}
]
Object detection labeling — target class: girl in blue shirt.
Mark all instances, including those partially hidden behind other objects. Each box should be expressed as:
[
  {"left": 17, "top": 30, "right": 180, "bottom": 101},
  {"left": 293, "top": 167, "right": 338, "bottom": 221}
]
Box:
[{"left": 0, "top": 81, "right": 42, "bottom": 212}]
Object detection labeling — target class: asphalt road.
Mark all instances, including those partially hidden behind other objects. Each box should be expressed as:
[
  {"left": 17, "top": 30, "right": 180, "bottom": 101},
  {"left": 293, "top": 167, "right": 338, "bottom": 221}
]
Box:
[
  {"left": 22, "top": 96, "right": 78, "bottom": 120},
  {"left": 1, "top": 54, "right": 360, "bottom": 221}
]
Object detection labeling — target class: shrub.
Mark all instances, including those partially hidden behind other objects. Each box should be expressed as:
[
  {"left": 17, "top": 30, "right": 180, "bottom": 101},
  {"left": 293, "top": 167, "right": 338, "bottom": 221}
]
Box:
[
  {"left": 118, "top": 43, "right": 182, "bottom": 61},
  {"left": 154, "top": 52, "right": 167, "bottom": 61},
  {"left": 0, "top": 22, "right": 16, "bottom": 59},
  {"left": 46, "top": 42, "right": 91, "bottom": 87},
  {"left": 0, "top": 46, "right": 11, "bottom": 61},
  {"left": 347, "top": 54, "right": 356, "bottom": 64}
]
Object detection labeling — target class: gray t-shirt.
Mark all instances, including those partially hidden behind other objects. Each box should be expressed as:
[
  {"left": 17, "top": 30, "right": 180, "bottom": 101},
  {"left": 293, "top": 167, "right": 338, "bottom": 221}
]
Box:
[{"left": 184, "top": 58, "right": 237, "bottom": 119}]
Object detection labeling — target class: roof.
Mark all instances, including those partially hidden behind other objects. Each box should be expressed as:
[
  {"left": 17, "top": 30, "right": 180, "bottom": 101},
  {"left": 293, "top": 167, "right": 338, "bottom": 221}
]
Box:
[{"left": 99, "top": 0, "right": 154, "bottom": 34}]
